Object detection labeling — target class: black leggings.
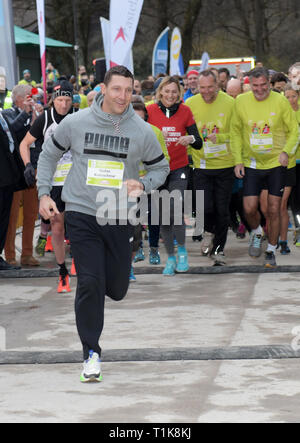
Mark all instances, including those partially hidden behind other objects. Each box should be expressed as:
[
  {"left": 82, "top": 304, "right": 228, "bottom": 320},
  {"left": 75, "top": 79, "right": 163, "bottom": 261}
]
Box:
[
  {"left": 194, "top": 167, "right": 234, "bottom": 252},
  {"left": 65, "top": 211, "right": 133, "bottom": 360},
  {"left": 290, "top": 164, "right": 300, "bottom": 229},
  {"left": 160, "top": 166, "right": 189, "bottom": 255}
]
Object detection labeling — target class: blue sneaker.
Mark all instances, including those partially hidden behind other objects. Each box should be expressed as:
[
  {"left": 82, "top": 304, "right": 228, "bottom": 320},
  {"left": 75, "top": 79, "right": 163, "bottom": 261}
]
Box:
[
  {"left": 133, "top": 247, "right": 145, "bottom": 263},
  {"left": 176, "top": 246, "right": 189, "bottom": 273},
  {"left": 279, "top": 241, "right": 291, "bottom": 255},
  {"left": 129, "top": 266, "right": 136, "bottom": 282},
  {"left": 163, "top": 256, "right": 177, "bottom": 276},
  {"left": 149, "top": 248, "right": 160, "bottom": 265}
]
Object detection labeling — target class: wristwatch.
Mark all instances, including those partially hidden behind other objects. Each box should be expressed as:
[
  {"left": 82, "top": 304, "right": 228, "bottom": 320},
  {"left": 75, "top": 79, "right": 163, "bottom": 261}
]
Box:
[{"left": 190, "top": 135, "right": 196, "bottom": 144}]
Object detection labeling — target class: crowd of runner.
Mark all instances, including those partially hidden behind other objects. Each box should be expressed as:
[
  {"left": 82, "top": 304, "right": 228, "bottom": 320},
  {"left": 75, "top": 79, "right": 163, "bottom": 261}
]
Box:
[
  {"left": 1, "top": 61, "right": 300, "bottom": 287},
  {"left": 1, "top": 60, "right": 300, "bottom": 383}
]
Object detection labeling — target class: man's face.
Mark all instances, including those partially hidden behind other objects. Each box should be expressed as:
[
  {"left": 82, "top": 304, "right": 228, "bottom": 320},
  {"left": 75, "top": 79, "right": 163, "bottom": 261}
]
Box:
[
  {"left": 101, "top": 75, "right": 133, "bottom": 115},
  {"left": 187, "top": 74, "right": 199, "bottom": 93},
  {"left": 273, "top": 81, "right": 287, "bottom": 92},
  {"left": 219, "top": 72, "right": 229, "bottom": 89},
  {"left": 198, "top": 75, "right": 218, "bottom": 104},
  {"left": 54, "top": 96, "right": 73, "bottom": 115},
  {"left": 251, "top": 75, "right": 270, "bottom": 101},
  {"left": 290, "top": 68, "right": 300, "bottom": 90},
  {"left": 24, "top": 72, "right": 31, "bottom": 81},
  {"left": 134, "top": 79, "right": 142, "bottom": 95}
]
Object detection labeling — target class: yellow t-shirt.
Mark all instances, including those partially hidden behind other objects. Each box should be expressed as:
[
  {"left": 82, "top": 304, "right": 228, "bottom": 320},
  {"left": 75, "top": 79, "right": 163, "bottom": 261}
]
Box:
[
  {"left": 231, "top": 91, "right": 299, "bottom": 170},
  {"left": 186, "top": 91, "right": 235, "bottom": 169},
  {"left": 139, "top": 124, "right": 170, "bottom": 177},
  {"left": 294, "top": 108, "right": 300, "bottom": 163},
  {"left": 18, "top": 79, "right": 37, "bottom": 87}
]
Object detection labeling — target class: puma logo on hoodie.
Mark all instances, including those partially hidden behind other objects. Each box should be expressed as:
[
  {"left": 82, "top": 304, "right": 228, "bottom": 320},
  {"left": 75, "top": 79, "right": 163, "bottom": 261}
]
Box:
[{"left": 84, "top": 132, "right": 130, "bottom": 158}]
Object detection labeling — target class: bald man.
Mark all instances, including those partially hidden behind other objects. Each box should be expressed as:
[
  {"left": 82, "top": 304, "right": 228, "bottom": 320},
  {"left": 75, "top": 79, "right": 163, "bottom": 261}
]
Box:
[
  {"left": 87, "top": 90, "right": 98, "bottom": 107},
  {"left": 226, "top": 79, "right": 242, "bottom": 99}
]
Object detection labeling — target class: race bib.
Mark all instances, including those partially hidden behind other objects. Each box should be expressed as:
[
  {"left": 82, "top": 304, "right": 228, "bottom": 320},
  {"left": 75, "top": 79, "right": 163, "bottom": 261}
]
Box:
[
  {"left": 250, "top": 134, "right": 273, "bottom": 154},
  {"left": 86, "top": 159, "right": 124, "bottom": 189},
  {"left": 53, "top": 163, "right": 72, "bottom": 186},
  {"left": 204, "top": 142, "right": 228, "bottom": 158}
]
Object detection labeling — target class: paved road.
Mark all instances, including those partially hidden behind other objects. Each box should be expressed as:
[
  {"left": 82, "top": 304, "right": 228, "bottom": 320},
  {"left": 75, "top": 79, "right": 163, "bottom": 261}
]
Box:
[{"left": 0, "top": 230, "right": 300, "bottom": 423}]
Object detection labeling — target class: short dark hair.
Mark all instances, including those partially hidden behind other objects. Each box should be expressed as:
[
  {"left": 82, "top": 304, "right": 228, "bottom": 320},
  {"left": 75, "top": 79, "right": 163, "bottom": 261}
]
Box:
[
  {"left": 219, "top": 68, "right": 230, "bottom": 78},
  {"left": 249, "top": 67, "right": 270, "bottom": 81},
  {"left": 271, "top": 72, "right": 288, "bottom": 85},
  {"left": 199, "top": 69, "right": 217, "bottom": 83},
  {"left": 132, "top": 101, "right": 148, "bottom": 121},
  {"left": 103, "top": 65, "right": 134, "bottom": 86}
]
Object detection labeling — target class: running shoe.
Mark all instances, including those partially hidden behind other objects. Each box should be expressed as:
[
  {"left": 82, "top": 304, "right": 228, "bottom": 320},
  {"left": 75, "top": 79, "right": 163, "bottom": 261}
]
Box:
[
  {"left": 35, "top": 236, "right": 47, "bottom": 257},
  {"left": 133, "top": 247, "right": 145, "bottom": 263},
  {"left": 200, "top": 232, "right": 214, "bottom": 256},
  {"left": 149, "top": 248, "right": 160, "bottom": 265},
  {"left": 236, "top": 223, "right": 246, "bottom": 239},
  {"left": 70, "top": 259, "right": 77, "bottom": 276},
  {"left": 249, "top": 233, "right": 263, "bottom": 257},
  {"left": 163, "top": 256, "right": 177, "bottom": 276},
  {"left": 264, "top": 251, "right": 277, "bottom": 269},
  {"left": 176, "top": 246, "right": 189, "bottom": 273},
  {"left": 80, "top": 351, "right": 103, "bottom": 383},
  {"left": 192, "top": 234, "right": 203, "bottom": 242},
  {"left": 212, "top": 250, "right": 226, "bottom": 266},
  {"left": 129, "top": 266, "right": 136, "bottom": 282},
  {"left": 294, "top": 230, "right": 300, "bottom": 247},
  {"left": 57, "top": 274, "right": 71, "bottom": 293},
  {"left": 279, "top": 241, "right": 291, "bottom": 255},
  {"left": 45, "top": 235, "right": 54, "bottom": 253}
]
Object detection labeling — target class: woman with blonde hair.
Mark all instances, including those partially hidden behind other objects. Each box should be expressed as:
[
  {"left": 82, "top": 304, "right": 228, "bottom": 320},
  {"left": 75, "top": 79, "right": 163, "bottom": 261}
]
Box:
[{"left": 147, "top": 76, "right": 203, "bottom": 276}]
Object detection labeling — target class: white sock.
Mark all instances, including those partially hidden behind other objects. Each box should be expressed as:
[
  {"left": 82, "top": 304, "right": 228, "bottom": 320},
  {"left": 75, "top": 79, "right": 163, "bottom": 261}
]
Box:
[
  {"left": 266, "top": 243, "right": 276, "bottom": 253},
  {"left": 252, "top": 226, "right": 263, "bottom": 236}
]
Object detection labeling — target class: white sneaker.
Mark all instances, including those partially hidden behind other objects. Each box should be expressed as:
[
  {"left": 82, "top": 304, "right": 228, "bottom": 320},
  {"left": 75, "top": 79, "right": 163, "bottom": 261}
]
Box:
[
  {"left": 80, "top": 351, "right": 103, "bottom": 383},
  {"left": 200, "top": 232, "right": 214, "bottom": 256}
]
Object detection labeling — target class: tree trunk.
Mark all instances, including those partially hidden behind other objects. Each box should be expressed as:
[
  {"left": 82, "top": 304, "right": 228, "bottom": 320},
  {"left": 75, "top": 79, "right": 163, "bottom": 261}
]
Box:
[{"left": 254, "top": 0, "right": 265, "bottom": 62}]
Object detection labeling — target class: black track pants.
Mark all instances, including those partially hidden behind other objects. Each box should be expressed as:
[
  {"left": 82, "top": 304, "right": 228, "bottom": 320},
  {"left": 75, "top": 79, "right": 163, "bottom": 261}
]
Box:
[{"left": 65, "top": 211, "right": 133, "bottom": 360}]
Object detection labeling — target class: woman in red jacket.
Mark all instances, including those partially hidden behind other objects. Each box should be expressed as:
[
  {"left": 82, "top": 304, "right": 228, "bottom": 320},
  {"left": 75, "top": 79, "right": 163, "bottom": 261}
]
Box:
[{"left": 147, "top": 76, "right": 202, "bottom": 276}]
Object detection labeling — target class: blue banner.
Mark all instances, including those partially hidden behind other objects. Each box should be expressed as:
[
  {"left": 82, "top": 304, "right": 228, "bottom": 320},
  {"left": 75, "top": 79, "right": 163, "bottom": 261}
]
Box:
[{"left": 152, "top": 27, "right": 169, "bottom": 77}]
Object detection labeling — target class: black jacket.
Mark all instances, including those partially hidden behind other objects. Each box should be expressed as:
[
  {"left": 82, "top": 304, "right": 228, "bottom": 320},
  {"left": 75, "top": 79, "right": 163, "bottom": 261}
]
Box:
[
  {"left": 2, "top": 105, "right": 31, "bottom": 145},
  {"left": 0, "top": 119, "right": 27, "bottom": 190}
]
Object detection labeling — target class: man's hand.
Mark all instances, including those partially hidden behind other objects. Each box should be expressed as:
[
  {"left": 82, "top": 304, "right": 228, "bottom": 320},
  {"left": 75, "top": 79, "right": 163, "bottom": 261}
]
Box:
[
  {"left": 234, "top": 164, "right": 245, "bottom": 179},
  {"left": 175, "top": 135, "right": 196, "bottom": 147},
  {"left": 207, "top": 133, "right": 217, "bottom": 144},
  {"left": 124, "top": 179, "right": 144, "bottom": 198},
  {"left": 39, "top": 195, "right": 60, "bottom": 220},
  {"left": 24, "top": 162, "right": 36, "bottom": 187},
  {"left": 23, "top": 96, "right": 34, "bottom": 114},
  {"left": 279, "top": 152, "right": 289, "bottom": 168}
]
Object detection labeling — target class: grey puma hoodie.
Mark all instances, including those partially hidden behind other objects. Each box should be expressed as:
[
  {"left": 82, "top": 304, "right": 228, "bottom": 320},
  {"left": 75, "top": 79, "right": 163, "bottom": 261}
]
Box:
[{"left": 37, "top": 93, "right": 169, "bottom": 218}]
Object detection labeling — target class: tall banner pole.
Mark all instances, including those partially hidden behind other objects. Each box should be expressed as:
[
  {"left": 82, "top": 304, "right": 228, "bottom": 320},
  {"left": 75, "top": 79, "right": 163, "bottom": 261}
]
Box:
[
  {"left": 109, "top": 0, "right": 144, "bottom": 71},
  {"left": 152, "top": 26, "right": 169, "bottom": 78},
  {"left": 36, "top": 0, "right": 47, "bottom": 103},
  {"left": 0, "top": 0, "right": 17, "bottom": 90}
]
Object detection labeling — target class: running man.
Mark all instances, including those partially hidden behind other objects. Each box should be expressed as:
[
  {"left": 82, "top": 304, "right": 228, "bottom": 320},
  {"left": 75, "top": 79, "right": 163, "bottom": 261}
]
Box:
[
  {"left": 36, "top": 66, "right": 169, "bottom": 382},
  {"left": 231, "top": 67, "right": 299, "bottom": 268},
  {"left": 20, "top": 79, "right": 76, "bottom": 293},
  {"left": 186, "top": 69, "right": 235, "bottom": 266}
]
